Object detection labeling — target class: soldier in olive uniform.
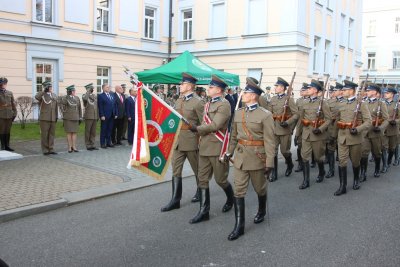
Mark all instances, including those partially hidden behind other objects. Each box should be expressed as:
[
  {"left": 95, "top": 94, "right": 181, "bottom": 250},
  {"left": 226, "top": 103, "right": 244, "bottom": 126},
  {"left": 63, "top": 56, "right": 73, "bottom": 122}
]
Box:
[
  {"left": 382, "top": 86, "right": 400, "bottom": 168},
  {"left": 325, "top": 83, "right": 345, "bottom": 178},
  {"left": 333, "top": 80, "right": 372, "bottom": 195},
  {"left": 263, "top": 77, "right": 299, "bottom": 182},
  {"left": 161, "top": 73, "right": 205, "bottom": 212},
  {"left": 360, "top": 84, "right": 389, "bottom": 180},
  {"left": 0, "top": 77, "right": 17, "bottom": 151},
  {"left": 296, "top": 79, "right": 332, "bottom": 189},
  {"left": 294, "top": 83, "right": 310, "bottom": 172},
  {"left": 189, "top": 75, "right": 234, "bottom": 224},
  {"left": 35, "top": 81, "right": 58, "bottom": 155},
  {"left": 82, "top": 83, "right": 98, "bottom": 151},
  {"left": 60, "top": 85, "right": 82, "bottom": 153},
  {"left": 224, "top": 77, "right": 275, "bottom": 240}
]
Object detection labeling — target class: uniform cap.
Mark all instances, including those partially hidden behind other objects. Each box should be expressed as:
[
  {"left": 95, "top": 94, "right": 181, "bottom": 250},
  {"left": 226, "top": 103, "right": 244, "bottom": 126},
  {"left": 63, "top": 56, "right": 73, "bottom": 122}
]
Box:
[
  {"left": 329, "top": 85, "right": 335, "bottom": 92},
  {"left": 66, "top": 85, "right": 75, "bottom": 92},
  {"left": 385, "top": 86, "right": 397, "bottom": 94},
  {"left": 209, "top": 75, "right": 228, "bottom": 90},
  {"left": 0, "top": 76, "right": 8, "bottom": 84},
  {"left": 308, "top": 79, "right": 323, "bottom": 91},
  {"left": 84, "top": 83, "right": 94, "bottom": 90},
  {"left": 275, "top": 77, "right": 289, "bottom": 87},
  {"left": 335, "top": 82, "right": 344, "bottom": 90},
  {"left": 243, "top": 77, "right": 263, "bottom": 95},
  {"left": 42, "top": 81, "right": 52, "bottom": 89},
  {"left": 366, "top": 83, "right": 381, "bottom": 94},
  {"left": 246, "top": 77, "right": 259, "bottom": 85},
  {"left": 343, "top": 80, "right": 358, "bottom": 90},
  {"left": 181, "top": 73, "right": 198, "bottom": 84},
  {"left": 301, "top": 82, "right": 309, "bottom": 90}
]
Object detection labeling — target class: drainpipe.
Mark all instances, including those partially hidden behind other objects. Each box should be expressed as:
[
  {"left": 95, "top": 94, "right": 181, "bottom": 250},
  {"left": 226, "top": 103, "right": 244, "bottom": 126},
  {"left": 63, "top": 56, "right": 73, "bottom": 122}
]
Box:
[{"left": 168, "top": 0, "right": 173, "bottom": 62}]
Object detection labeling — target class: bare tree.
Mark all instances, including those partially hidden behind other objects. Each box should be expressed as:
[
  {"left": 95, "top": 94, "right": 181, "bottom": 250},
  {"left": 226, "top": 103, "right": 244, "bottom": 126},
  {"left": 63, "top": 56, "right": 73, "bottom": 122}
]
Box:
[{"left": 16, "top": 96, "right": 35, "bottom": 129}]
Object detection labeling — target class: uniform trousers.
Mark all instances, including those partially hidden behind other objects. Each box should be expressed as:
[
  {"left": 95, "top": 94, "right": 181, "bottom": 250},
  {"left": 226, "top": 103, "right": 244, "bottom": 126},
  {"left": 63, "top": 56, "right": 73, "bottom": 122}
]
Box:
[
  {"left": 198, "top": 155, "right": 229, "bottom": 189},
  {"left": 39, "top": 120, "right": 56, "bottom": 152},
  {"left": 172, "top": 149, "right": 199, "bottom": 177},
  {"left": 233, "top": 168, "right": 267, "bottom": 198},
  {"left": 85, "top": 119, "right": 97, "bottom": 148},
  {"left": 301, "top": 139, "right": 325, "bottom": 162}
]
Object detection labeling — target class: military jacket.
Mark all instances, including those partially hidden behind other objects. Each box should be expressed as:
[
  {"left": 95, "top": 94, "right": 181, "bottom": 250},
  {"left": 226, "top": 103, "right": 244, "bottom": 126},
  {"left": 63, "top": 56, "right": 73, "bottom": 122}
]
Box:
[
  {"left": 0, "top": 89, "right": 17, "bottom": 119},
  {"left": 384, "top": 100, "right": 400, "bottom": 136},
  {"left": 175, "top": 94, "right": 205, "bottom": 151},
  {"left": 60, "top": 95, "right": 82, "bottom": 120},
  {"left": 265, "top": 95, "right": 299, "bottom": 135},
  {"left": 334, "top": 99, "right": 371, "bottom": 145},
  {"left": 228, "top": 106, "right": 275, "bottom": 169},
  {"left": 327, "top": 97, "right": 345, "bottom": 137},
  {"left": 35, "top": 91, "right": 58, "bottom": 122},
  {"left": 366, "top": 99, "right": 389, "bottom": 138},
  {"left": 197, "top": 98, "right": 231, "bottom": 156},
  {"left": 82, "top": 93, "right": 98, "bottom": 120},
  {"left": 295, "top": 96, "right": 332, "bottom": 141}
]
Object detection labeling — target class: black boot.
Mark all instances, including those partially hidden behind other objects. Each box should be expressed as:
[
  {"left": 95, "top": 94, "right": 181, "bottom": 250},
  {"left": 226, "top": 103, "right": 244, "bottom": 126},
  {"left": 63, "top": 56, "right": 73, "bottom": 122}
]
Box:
[
  {"left": 388, "top": 149, "right": 394, "bottom": 166},
  {"left": 353, "top": 165, "right": 361, "bottom": 190},
  {"left": 284, "top": 154, "right": 294, "bottom": 176},
  {"left": 269, "top": 156, "right": 278, "bottom": 182},
  {"left": 0, "top": 134, "right": 5, "bottom": 150},
  {"left": 222, "top": 183, "right": 234, "bottom": 212},
  {"left": 228, "top": 197, "right": 245, "bottom": 241},
  {"left": 316, "top": 162, "right": 325, "bottom": 183},
  {"left": 324, "top": 145, "right": 329, "bottom": 164},
  {"left": 311, "top": 153, "right": 316, "bottom": 168},
  {"left": 161, "top": 177, "right": 182, "bottom": 212},
  {"left": 191, "top": 176, "right": 200, "bottom": 203},
  {"left": 294, "top": 148, "right": 303, "bottom": 172},
  {"left": 360, "top": 157, "right": 368, "bottom": 182},
  {"left": 299, "top": 161, "right": 310, "bottom": 189},
  {"left": 4, "top": 134, "right": 14, "bottom": 151},
  {"left": 325, "top": 150, "right": 335, "bottom": 178},
  {"left": 189, "top": 188, "right": 210, "bottom": 224},
  {"left": 381, "top": 149, "right": 389, "bottom": 173},
  {"left": 334, "top": 166, "right": 347, "bottom": 196},
  {"left": 374, "top": 157, "right": 381, "bottom": 177},
  {"left": 394, "top": 145, "right": 400, "bottom": 166},
  {"left": 254, "top": 194, "right": 267, "bottom": 224}
]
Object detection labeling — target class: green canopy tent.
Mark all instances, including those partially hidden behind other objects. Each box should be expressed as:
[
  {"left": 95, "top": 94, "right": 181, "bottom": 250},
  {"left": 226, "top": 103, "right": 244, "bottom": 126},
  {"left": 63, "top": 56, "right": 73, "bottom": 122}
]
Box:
[{"left": 136, "top": 50, "right": 240, "bottom": 86}]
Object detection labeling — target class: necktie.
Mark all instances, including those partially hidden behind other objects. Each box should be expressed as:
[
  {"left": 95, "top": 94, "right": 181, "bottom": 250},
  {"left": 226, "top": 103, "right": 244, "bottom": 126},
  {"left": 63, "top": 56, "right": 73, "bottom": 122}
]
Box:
[
  {"left": 106, "top": 93, "right": 111, "bottom": 100},
  {"left": 120, "top": 94, "right": 123, "bottom": 103}
]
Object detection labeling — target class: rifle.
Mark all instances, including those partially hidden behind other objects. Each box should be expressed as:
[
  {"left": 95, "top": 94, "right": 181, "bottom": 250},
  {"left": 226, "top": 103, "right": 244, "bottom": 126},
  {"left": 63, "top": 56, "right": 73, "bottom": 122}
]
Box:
[
  {"left": 374, "top": 79, "right": 385, "bottom": 127},
  {"left": 313, "top": 75, "right": 330, "bottom": 128},
  {"left": 259, "top": 72, "right": 263, "bottom": 87},
  {"left": 351, "top": 74, "right": 369, "bottom": 128},
  {"left": 280, "top": 72, "right": 296, "bottom": 122},
  {"left": 391, "top": 94, "right": 399, "bottom": 121}
]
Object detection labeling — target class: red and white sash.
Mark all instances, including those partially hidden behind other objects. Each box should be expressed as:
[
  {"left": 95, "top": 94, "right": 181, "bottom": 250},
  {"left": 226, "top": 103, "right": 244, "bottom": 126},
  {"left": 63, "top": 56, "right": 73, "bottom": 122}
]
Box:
[{"left": 203, "top": 101, "right": 226, "bottom": 142}]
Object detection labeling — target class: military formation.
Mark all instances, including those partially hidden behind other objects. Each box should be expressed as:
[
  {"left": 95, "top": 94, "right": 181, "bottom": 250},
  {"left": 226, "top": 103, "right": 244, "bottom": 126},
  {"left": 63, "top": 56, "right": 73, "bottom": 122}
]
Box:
[{"left": 2, "top": 72, "right": 400, "bottom": 241}]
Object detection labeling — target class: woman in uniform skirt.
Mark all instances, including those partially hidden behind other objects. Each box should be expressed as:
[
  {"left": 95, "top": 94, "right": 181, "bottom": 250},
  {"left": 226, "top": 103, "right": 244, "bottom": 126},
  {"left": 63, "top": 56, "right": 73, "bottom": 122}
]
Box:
[{"left": 60, "top": 85, "right": 82, "bottom": 153}]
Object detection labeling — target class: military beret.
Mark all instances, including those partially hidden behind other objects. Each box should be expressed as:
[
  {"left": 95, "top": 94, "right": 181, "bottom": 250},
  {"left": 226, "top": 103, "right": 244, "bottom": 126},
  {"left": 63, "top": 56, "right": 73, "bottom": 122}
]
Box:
[
  {"left": 275, "top": 77, "right": 289, "bottom": 87},
  {"left": 308, "top": 79, "right": 323, "bottom": 91},
  {"left": 366, "top": 83, "right": 381, "bottom": 93},
  {"left": 181, "top": 73, "right": 198, "bottom": 84},
  {"left": 0, "top": 76, "right": 8, "bottom": 84},
  {"left": 66, "top": 85, "right": 75, "bottom": 92},
  {"left": 343, "top": 80, "right": 358, "bottom": 90},
  {"left": 335, "top": 82, "right": 344, "bottom": 90},
  {"left": 243, "top": 77, "right": 263, "bottom": 96},
  {"left": 42, "top": 81, "right": 52, "bottom": 89},
  {"left": 84, "top": 83, "right": 94, "bottom": 90},
  {"left": 385, "top": 86, "right": 397, "bottom": 94},
  {"left": 209, "top": 75, "right": 228, "bottom": 90},
  {"left": 247, "top": 77, "right": 259, "bottom": 85}
]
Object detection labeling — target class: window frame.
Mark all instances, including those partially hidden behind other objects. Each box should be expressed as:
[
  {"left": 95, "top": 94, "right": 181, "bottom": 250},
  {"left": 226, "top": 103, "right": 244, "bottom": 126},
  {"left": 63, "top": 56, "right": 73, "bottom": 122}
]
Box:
[
  {"left": 393, "top": 51, "right": 400, "bottom": 70},
  {"left": 181, "top": 9, "right": 193, "bottom": 41},
  {"left": 313, "top": 36, "right": 320, "bottom": 72},
  {"left": 144, "top": 6, "right": 157, "bottom": 40},
  {"left": 368, "top": 19, "right": 376, "bottom": 36},
  {"left": 348, "top": 18, "right": 354, "bottom": 49},
  {"left": 209, "top": 1, "right": 226, "bottom": 38},
  {"left": 34, "top": 0, "right": 54, "bottom": 24},
  {"left": 96, "top": 0, "right": 111, "bottom": 32},
  {"left": 367, "top": 52, "right": 376, "bottom": 70},
  {"left": 324, "top": 40, "right": 331, "bottom": 73},
  {"left": 96, "top": 66, "right": 111, "bottom": 93}
]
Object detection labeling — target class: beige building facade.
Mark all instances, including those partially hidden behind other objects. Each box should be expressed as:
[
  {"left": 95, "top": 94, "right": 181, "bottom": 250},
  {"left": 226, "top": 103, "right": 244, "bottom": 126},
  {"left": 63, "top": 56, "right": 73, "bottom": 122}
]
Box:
[{"left": 0, "top": 0, "right": 362, "bottom": 115}]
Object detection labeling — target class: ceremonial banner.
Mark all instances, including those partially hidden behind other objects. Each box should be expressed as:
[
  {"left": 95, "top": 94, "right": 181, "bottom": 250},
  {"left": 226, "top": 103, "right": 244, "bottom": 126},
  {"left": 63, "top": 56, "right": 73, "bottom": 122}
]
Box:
[
  {"left": 128, "top": 83, "right": 150, "bottom": 166},
  {"left": 131, "top": 86, "right": 182, "bottom": 180}
]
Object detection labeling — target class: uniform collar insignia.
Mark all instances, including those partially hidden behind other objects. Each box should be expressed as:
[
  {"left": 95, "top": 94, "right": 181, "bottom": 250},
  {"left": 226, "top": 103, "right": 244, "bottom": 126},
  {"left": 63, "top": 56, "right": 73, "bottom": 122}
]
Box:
[
  {"left": 184, "top": 93, "right": 193, "bottom": 101},
  {"left": 245, "top": 103, "right": 258, "bottom": 112},
  {"left": 211, "top": 96, "right": 222, "bottom": 103},
  {"left": 368, "top": 97, "right": 377, "bottom": 103},
  {"left": 385, "top": 99, "right": 393, "bottom": 104},
  {"left": 277, "top": 93, "right": 286, "bottom": 99},
  {"left": 310, "top": 96, "right": 318, "bottom": 102},
  {"left": 347, "top": 96, "right": 356, "bottom": 104},
  {"left": 336, "top": 96, "right": 344, "bottom": 102}
]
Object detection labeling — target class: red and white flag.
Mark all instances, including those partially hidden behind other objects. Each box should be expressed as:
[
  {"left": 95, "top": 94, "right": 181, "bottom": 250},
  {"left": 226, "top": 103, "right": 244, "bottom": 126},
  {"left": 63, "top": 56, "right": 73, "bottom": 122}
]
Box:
[{"left": 128, "top": 82, "right": 150, "bottom": 167}]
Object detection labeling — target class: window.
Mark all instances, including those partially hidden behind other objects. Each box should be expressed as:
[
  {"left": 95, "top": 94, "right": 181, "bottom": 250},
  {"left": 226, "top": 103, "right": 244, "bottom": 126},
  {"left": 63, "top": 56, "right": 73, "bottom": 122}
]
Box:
[
  {"left": 393, "top": 51, "right": 400, "bottom": 69},
  {"left": 313, "top": 37, "right": 320, "bottom": 72},
  {"left": 367, "top": 53, "right": 376, "bottom": 70},
  {"left": 97, "top": 66, "right": 110, "bottom": 93},
  {"left": 35, "top": 62, "right": 53, "bottom": 92},
  {"left": 210, "top": 2, "right": 226, "bottom": 38},
  {"left": 144, "top": 7, "right": 156, "bottom": 39},
  {"left": 182, "top": 9, "right": 193, "bottom": 40},
  {"left": 324, "top": 40, "right": 331, "bottom": 73},
  {"left": 35, "top": 0, "right": 53, "bottom": 23},
  {"left": 368, "top": 19, "right": 376, "bottom": 36},
  {"left": 395, "top": 17, "right": 400, "bottom": 34},
  {"left": 96, "top": 0, "right": 110, "bottom": 32},
  {"left": 248, "top": 0, "right": 266, "bottom": 34},
  {"left": 348, "top": 18, "right": 354, "bottom": 48},
  {"left": 247, "top": 68, "right": 262, "bottom": 81},
  {"left": 340, "top": 14, "right": 345, "bottom": 46}
]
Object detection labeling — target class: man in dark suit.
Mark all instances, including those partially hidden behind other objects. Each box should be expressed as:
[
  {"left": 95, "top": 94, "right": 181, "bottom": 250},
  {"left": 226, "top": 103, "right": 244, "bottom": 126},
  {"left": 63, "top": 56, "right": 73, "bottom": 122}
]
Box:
[
  {"left": 112, "top": 85, "right": 126, "bottom": 145},
  {"left": 125, "top": 87, "right": 138, "bottom": 145},
  {"left": 98, "top": 83, "right": 118, "bottom": 148}
]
